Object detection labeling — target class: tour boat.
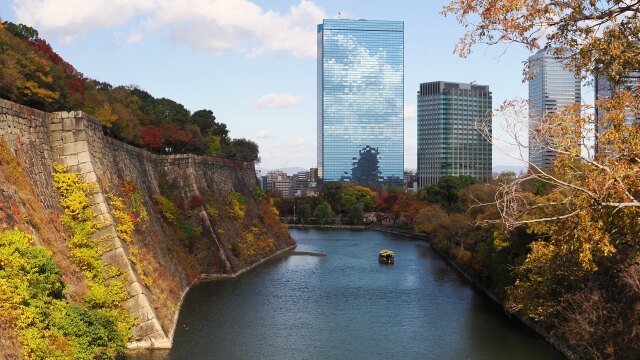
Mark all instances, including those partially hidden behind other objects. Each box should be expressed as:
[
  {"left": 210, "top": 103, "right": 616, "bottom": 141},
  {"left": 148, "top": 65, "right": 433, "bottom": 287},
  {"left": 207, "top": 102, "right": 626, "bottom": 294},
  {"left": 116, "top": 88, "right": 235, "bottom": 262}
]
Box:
[{"left": 378, "top": 249, "right": 395, "bottom": 264}]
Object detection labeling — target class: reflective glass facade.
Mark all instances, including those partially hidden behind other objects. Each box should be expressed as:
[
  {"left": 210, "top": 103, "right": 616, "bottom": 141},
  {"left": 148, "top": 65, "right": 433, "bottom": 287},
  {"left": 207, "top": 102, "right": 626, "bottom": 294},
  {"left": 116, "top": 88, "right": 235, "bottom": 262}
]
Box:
[
  {"left": 595, "top": 72, "right": 640, "bottom": 150},
  {"left": 528, "top": 48, "right": 581, "bottom": 169},
  {"left": 417, "top": 82, "right": 492, "bottom": 187},
  {"left": 317, "top": 19, "right": 404, "bottom": 185}
]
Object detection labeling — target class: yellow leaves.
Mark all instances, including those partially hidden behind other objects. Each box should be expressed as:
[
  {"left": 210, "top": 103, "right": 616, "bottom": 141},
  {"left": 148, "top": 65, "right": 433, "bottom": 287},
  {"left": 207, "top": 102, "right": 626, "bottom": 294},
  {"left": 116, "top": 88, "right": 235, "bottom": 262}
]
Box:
[
  {"left": 107, "top": 185, "right": 153, "bottom": 288},
  {"left": 153, "top": 194, "right": 178, "bottom": 224},
  {"left": 204, "top": 134, "right": 222, "bottom": 156},
  {"left": 20, "top": 79, "right": 60, "bottom": 103},
  {"left": 235, "top": 227, "right": 276, "bottom": 264},
  {"left": 227, "top": 192, "right": 246, "bottom": 222},
  {"left": 107, "top": 194, "right": 134, "bottom": 243},
  {"left": 443, "top": 0, "right": 640, "bottom": 82},
  {"left": 492, "top": 230, "right": 510, "bottom": 250},
  {"left": 93, "top": 103, "right": 118, "bottom": 128}
]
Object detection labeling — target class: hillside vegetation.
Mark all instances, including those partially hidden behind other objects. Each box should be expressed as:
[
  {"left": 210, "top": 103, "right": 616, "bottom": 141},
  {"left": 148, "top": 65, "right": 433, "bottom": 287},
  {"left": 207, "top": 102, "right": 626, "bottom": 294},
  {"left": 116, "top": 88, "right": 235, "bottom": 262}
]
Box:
[
  {"left": 0, "top": 21, "right": 294, "bottom": 359},
  {"left": 0, "top": 21, "right": 258, "bottom": 162}
]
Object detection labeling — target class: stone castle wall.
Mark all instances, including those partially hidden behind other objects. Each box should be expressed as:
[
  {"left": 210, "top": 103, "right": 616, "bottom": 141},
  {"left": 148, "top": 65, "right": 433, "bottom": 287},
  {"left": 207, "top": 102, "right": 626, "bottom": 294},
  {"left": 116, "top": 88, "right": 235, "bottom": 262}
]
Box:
[{"left": 0, "top": 98, "right": 264, "bottom": 349}]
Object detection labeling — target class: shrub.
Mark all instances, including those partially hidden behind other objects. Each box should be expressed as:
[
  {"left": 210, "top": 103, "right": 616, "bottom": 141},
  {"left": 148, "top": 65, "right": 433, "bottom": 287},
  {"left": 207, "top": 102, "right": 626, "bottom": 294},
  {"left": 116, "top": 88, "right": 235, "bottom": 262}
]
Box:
[
  {"left": 227, "top": 192, "right": 246, "bottom": 221},
  {"left": 52, "top": 165, "right": 134, "bottom": 354},
  {"left": 0, "top": 229, "right": 131, "bottom": 359},
  {"left": 189, "top": 194, "right": 204, "bottom": 209},
  {"left": 153, "top": 194, "right": 179, "bottom": 224}
]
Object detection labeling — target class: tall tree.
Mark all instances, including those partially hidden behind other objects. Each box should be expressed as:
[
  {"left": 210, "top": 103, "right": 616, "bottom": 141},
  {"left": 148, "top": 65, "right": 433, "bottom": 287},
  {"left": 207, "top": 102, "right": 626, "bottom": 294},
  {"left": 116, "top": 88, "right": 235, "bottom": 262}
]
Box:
[
  {"left": 444, "top": 1, "right": 640, "bottom": 353},
  {"left": 230, "top": 138, "right": 260, "bottom": 163}
]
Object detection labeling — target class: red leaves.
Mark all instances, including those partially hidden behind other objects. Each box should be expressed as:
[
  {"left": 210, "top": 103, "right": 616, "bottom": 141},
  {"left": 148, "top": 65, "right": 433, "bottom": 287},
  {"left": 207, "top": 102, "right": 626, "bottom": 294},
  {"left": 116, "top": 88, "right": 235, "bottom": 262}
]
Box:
[
  {"left": 188, "top": 195, "right": 204, "bottom": 210},
  {"left": 139, "top": 125, "right": 163, "bottom": 150},
  {"left": 28, "top": 38, "right": 86, "bottom": 100}
]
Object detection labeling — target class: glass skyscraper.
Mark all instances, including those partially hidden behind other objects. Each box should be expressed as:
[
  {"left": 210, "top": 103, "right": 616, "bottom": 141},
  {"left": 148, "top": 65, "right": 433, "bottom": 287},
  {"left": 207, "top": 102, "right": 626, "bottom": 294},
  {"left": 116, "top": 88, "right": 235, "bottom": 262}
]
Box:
[
  {"left": 528, "top": 47, "right": 581, "bottom": 169},
  {"left": 317, "top": 19, "right": 404, "bottom": 186},
  {"left": 595, "top": 72, "right": 640, "bottom": 153},
  {"left": 417, "top": 81, "right": 492, "bottom": 187}
]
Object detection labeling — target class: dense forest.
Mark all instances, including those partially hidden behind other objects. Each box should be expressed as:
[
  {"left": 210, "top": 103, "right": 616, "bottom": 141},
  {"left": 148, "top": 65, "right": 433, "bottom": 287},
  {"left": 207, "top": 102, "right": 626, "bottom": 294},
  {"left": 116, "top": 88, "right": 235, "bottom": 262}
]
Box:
[{"left": 0, "top": 21, "right": 259, "bottom": 162}]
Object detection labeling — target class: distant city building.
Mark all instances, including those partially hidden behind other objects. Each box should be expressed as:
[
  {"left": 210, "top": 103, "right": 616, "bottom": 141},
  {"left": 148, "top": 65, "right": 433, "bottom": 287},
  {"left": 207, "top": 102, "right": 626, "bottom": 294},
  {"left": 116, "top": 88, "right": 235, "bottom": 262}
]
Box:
[
  {"left": 528, "top": 47, "right": 581, "bottom": 169},
  {"left": 417, "top": 81, "right": 493, "bottom": 187},
  {"left": 272, "top": 178, "right": 292, "bottom": 198},
  {"left": 309, "top": 167, "right": 319, "bottom": 192},
  {"left": 265, "top": 170, "right": 290, "bottom": 197},
  {"left": 595, "top": 72, "right": 640, "bottom": 153},
  {"left": 403, "top": 170, "right": 417, "bottom": 192},
  {"left": 309, "top": 167, "right": 319, "bottom": 183},
  {"left": 292, "top": 171, "right": 310, "bottom": 196},
  {"left": 259, "top": 175, "right": 268, "bottom": 190},
  {"left": 317, "top": 19, "right": 404, "bottom": 186}
]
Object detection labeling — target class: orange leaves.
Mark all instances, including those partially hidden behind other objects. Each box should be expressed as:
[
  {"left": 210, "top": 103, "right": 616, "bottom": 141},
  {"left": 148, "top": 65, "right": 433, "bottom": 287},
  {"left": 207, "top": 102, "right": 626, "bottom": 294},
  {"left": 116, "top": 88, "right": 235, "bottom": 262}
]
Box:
[{"left": 443, "top": 0, "right": 640, "bottom": 82}]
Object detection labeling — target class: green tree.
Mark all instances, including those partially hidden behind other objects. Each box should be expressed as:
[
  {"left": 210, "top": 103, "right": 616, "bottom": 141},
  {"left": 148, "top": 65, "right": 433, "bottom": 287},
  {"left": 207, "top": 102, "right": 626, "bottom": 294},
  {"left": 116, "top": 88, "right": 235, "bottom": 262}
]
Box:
[
  {"left": 297, "top": 203, "right": 311, "bottom": 224},
  {"left": 314, "top": 202, "right": 334, "bottom": 225},
  {"left": 348, "top": 203, "right": 365, "bottom": 225},
  {"left": 321, "top": 182, "right": 343, "bottom": 213},
  {"left": 3, "top": 21, "right": 38, "bottom": 41},
  {"left": 231, "top": 138, "right": 260, "bottom": 163},
  {"left": 339, "top": 185, "right": 377, "bottom": 212},
  {"left": 418, "top": 175, "right": 477, "bottom": 212},
  {"left": 191, "top": 109, "right": 229, "bottom": 138}
]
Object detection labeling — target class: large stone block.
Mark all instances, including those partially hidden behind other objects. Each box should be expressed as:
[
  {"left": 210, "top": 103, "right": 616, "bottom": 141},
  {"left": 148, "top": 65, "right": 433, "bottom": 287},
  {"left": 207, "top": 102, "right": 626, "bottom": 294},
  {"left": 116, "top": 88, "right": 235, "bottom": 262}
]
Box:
[
  {"left": 59, "top": 141, "right": 88, "bottom": 155},
  {"left": 77, "top": 161, "right": 93, "bottom": 175},
  {"left": 78, "top": 151, "right": 91, "bottom": 163},
  {"left": 61, "top": 154, "right": 79, "bottom": 166},
  {"left": 61, "top": 131, "right": 75, "bottom": 144},
  {"left": 62, "top": 116, "right": 76, "bottom": 130}
]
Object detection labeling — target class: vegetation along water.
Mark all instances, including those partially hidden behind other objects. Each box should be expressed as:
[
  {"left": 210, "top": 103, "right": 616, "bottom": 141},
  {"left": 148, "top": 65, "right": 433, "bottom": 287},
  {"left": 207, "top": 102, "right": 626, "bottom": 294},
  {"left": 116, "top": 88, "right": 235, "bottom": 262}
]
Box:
[{"left": 130, "top": 229, "right": 563, "bottom": 360}]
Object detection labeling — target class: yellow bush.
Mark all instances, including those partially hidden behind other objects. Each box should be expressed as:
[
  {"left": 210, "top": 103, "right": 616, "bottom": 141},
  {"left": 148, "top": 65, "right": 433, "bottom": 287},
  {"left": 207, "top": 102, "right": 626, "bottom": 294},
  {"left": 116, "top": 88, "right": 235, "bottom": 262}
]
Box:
[{"left": 227, "top": 192, "right": 246, "bottom": 222}]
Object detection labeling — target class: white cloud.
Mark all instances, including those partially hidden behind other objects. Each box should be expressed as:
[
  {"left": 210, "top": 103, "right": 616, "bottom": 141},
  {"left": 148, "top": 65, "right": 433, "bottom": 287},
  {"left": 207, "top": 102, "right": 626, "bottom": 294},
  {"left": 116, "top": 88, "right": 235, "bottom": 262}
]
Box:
[
  {"left": 12, "top": 0, "right": 156, "bottom": 43},
  {"left": 254, "top": 93, "right": 302, "bottom": 109},
  {"left": 256, "top": 129, "right": 275, "bottom": 139},
  {"left": 404, "top": 104, "right": 416, "bottom": 121},
  {"left": 12, "top": 0, "right": 326, "bottom": 57}
]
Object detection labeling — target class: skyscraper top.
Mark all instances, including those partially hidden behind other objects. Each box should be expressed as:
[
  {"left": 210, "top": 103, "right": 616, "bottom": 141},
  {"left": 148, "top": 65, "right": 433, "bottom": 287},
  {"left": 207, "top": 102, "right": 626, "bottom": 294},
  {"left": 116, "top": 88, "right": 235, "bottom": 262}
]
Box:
[
  {"left": 418, "top": 81, "right": 490, "bottom": 96},
  {"left": 318, "top": 19, "right": 404, "bottom": 33}
]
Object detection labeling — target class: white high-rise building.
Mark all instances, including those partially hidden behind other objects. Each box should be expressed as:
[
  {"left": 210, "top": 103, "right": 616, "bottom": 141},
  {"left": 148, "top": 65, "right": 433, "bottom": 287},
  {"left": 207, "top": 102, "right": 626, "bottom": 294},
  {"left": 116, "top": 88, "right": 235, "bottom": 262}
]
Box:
[{"left": 528, "top": 47, "right": 581, "bottom": 169}]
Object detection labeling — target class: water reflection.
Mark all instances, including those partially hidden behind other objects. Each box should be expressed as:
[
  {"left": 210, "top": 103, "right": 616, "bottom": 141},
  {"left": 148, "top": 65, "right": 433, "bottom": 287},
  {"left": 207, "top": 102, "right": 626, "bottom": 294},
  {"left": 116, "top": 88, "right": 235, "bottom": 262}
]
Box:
[{"left": 130, "top": 229, "right": 563, "bottom": 360}]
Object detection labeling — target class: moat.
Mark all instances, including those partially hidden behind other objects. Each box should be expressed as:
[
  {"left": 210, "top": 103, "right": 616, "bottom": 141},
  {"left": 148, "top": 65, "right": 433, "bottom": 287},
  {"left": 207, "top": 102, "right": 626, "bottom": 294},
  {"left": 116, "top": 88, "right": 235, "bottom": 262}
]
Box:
[{"left": 130, "top": 229, "right": 564, "bottom": 359}]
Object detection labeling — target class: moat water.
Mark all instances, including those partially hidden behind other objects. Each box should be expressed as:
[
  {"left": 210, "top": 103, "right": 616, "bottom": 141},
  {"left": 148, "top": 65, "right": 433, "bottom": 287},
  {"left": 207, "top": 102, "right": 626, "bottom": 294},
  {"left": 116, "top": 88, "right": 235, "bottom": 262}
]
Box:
[{"left": 129, "top": 229, "right": 564, "bottom": 360}]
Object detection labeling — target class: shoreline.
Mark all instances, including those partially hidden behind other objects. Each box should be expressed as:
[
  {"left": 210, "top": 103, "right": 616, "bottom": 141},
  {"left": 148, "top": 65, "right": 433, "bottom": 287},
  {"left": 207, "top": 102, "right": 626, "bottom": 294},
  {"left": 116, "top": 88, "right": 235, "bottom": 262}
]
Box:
[
  {"left": 128, "top": 243, "right": 297, "bottom": 352},
  {"left": 295, "top": 225, "right": 575, "bottom": 359}
]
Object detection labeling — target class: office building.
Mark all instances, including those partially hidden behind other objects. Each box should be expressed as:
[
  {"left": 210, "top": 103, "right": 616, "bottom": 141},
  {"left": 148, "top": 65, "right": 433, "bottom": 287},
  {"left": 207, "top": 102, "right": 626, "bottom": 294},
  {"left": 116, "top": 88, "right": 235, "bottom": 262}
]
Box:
[
  {"left": 528, "top": 47, "right": 581, "bottom": 169},
  {"left": 317, "top": 19, "right": 404, "bottom": 186},
  {"left": 292, "top": 171, "right": 310, "bottom": 196},
  {"left": 417, "top": 81, "right": 492, "bottom": 187},
  {"left": 595, "top": 72, "right": 640, "bottom": 153}
]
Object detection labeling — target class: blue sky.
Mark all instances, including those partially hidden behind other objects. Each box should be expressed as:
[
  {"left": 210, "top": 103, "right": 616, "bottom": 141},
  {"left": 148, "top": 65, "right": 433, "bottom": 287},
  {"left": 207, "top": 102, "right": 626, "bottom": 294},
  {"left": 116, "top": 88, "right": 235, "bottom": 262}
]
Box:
[{"left": 0, "top": 0, "right": 587, "bottom": 171}]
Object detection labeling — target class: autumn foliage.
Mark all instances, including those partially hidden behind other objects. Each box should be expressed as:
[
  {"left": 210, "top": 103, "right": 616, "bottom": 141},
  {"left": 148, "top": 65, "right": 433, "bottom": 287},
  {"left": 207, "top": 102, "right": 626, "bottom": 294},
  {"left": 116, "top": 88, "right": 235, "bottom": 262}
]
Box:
[{"left": 0, "top": 21, "right": 259, "bottom": 162}]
